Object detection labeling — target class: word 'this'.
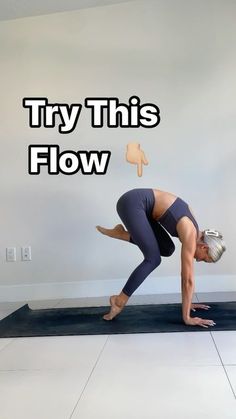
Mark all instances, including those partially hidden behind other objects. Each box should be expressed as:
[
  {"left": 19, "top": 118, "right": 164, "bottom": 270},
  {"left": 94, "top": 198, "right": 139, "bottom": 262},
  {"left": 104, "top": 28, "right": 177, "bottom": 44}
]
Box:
[{"left": 23, "top": 96, "right": 160, "bottom": 133}]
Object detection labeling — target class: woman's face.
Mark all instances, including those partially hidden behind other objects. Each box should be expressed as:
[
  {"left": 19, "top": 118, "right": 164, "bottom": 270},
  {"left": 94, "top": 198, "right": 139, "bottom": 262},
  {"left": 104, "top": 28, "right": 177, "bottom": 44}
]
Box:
[{"left": 194, "top": 243, "right": 213, "bottom": 263}]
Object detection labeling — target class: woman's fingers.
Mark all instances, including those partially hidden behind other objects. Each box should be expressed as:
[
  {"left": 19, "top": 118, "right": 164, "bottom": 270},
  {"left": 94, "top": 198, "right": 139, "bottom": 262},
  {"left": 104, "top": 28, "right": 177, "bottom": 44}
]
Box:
[
  {"left": 191, "top": 304, "right": 211, "bottom": 311},
  {"left": 200, "top": 319, "right": 216, "bottom": 327},
  {"left": 185, "top": 316, "right": 216, "bottom": 327}
]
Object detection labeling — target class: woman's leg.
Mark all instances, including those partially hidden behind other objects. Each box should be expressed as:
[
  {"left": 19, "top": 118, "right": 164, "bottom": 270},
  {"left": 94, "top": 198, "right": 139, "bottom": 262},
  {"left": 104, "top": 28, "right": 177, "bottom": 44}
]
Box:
[
  {"left": 96, "top": 224, "right": 130, "bottom": 242},
  {"left": 133, "top": 219, "right": 176, "bottom": 257},
  {"left": 148, "top": 221, "right": 175, "bottom": 256},
  {"left": 97, "top": 221, "right": 174, "bottom": 318},
  {"left": 103, "top": 190, "right": 161, "bottom": 320}
]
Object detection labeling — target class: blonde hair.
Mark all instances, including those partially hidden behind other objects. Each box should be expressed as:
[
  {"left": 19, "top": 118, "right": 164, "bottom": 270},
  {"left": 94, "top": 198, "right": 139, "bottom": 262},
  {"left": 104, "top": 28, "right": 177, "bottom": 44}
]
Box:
[{"left": 203, "top": 229, "right": 226, "bottom": 263}]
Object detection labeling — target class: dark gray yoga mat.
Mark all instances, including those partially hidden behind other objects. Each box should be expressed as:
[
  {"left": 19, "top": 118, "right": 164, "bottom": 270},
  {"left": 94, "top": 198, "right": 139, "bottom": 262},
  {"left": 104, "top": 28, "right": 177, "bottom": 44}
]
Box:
[{"left": 0, "top": 301, "right": 235, "bottom": 338}]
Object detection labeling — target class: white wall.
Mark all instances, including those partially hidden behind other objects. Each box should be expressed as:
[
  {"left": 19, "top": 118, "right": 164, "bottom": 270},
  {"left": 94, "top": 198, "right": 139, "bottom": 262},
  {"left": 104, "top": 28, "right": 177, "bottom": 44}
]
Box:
[{"left": 0, "top": 0, "right": 235, "bottom": 301}]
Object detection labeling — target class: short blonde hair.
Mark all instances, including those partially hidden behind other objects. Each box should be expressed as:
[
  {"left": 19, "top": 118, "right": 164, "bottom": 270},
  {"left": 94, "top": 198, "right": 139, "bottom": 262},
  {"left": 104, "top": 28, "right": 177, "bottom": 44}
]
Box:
[{"left": 203, "top": 229, "right": 226, "bottom": 263}]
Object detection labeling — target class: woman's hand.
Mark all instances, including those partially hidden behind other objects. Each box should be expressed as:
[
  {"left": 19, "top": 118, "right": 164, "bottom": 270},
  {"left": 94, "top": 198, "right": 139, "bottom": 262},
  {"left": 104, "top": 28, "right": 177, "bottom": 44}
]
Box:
[
  {"left": 184, "top": 316, "right": 216, "bottom": 328},
  {"left": 191, "top": 303, "right": 211, "bottom": 312}
]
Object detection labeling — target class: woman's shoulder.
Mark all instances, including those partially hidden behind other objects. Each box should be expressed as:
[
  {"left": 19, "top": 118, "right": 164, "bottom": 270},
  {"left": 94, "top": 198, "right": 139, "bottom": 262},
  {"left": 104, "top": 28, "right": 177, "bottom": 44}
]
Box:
[{"left": 176, "top": 217, "right": 198, "bottom": 243}]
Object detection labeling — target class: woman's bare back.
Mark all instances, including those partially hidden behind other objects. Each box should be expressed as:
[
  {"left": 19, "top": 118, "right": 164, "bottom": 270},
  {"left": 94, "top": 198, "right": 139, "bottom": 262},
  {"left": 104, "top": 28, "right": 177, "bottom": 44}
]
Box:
[{"left": 152, "top": 189, "right": 178, "bottom": 220}]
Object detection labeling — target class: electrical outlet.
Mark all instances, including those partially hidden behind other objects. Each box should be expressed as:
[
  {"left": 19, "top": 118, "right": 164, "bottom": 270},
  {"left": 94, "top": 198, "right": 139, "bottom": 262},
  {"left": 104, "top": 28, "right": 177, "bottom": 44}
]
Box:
[
  {"left": 6, "top": 247, "right": 16, "bottom": 262},
  {"left": 21, "top": 246, "right": 32, "bottom": 261}
]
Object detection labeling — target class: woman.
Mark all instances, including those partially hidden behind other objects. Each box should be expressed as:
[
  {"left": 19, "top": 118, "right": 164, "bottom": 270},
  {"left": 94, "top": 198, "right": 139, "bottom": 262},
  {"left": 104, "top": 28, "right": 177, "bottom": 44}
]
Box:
[{"left": 96, "top": 188, "right": 226, "bottom": 328}]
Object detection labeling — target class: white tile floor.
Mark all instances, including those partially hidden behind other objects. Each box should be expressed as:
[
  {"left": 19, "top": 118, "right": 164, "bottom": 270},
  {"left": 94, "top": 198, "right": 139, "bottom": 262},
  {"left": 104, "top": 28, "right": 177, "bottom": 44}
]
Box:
[{"left": 0, "top": 292, "right": 235, "bottom": 419}]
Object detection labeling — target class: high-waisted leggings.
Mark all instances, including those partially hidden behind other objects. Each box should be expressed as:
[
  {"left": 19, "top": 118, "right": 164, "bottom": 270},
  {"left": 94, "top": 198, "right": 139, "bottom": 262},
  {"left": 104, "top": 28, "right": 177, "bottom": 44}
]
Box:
[{"left": 116, "top": 188, "right": 175, "bottom": 297}]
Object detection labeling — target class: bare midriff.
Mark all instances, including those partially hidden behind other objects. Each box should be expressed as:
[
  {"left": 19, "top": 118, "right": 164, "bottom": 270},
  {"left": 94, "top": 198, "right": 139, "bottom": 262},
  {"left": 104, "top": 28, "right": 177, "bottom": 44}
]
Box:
[{"left": 151, "top": 189, "right": 178, "bottom": 220}]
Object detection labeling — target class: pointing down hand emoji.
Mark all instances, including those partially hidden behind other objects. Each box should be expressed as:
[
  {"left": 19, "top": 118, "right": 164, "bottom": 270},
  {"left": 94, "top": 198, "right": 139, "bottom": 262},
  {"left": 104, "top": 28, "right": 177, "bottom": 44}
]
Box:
[{"left": 126, "top": 143, "right": 149, "bottom": 177}]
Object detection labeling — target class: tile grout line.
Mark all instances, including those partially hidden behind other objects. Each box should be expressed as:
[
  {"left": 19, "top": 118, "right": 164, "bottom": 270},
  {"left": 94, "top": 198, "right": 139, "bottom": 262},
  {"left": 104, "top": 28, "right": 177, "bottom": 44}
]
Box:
[
  {"left": 69, "top": 335, "right": 110, "bottom": 419},
  {"left": 210, "top": 331, "right": 236, "bottom": 399},
  {"left": 197, "top": 293, "right": 236, "bottom": 398}
]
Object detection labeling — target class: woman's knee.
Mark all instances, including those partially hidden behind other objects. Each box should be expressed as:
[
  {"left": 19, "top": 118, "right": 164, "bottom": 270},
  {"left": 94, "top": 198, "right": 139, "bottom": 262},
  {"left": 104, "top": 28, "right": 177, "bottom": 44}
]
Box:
[
  {"left": 146, "top": 253, "right": 161, "bottom": 270},
  {"left": 161, "top": 243, "right": 175, "bottom": 257}
]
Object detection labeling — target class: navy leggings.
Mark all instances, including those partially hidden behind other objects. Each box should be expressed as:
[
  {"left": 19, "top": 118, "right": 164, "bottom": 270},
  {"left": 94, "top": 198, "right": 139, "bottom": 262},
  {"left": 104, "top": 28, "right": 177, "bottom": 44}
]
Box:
[{"left": 116, "top": 189, "right": 175, "bottom": 297}]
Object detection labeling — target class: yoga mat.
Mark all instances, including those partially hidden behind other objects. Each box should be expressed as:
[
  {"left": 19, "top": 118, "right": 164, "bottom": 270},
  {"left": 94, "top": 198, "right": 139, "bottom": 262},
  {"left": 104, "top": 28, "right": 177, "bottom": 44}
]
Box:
[{"left": 0, "top": 302, "right": 235, "bottom": 338}]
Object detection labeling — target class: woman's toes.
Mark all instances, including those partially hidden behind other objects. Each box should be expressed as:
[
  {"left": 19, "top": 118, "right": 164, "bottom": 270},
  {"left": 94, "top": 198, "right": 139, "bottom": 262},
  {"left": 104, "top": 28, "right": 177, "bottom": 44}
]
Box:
[
  {"left": 103, "top": 295, "right": 124, "bottom": 321},
  {"left": 103, "top": 312, "right": 113, "bottom": 321},
  {"left": 103, "top": 306, "right": 122, "bottom": 321},
  {"left": 96, "top": 225, "right": 107, "bottom": 235}
]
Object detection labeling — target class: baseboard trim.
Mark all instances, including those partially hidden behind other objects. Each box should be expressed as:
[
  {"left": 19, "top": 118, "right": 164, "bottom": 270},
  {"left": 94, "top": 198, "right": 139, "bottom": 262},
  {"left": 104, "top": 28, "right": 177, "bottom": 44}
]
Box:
[{"left": 0, "top": 275, "right": 235, "bottom": 302}]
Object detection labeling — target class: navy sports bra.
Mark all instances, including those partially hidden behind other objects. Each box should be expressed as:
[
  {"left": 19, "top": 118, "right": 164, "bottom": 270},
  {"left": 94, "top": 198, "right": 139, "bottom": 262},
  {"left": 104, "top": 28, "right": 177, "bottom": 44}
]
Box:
[{"left": 157, "top": 197, "right": 199, "bottom": 238}]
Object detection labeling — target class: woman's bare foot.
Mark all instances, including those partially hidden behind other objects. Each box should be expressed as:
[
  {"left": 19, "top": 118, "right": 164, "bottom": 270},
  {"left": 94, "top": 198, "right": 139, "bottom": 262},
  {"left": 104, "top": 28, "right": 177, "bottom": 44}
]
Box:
[
  {"left": 103, "top": 295, "right": 125, "bottom": 320},
  {"left": 96, "top": 224, "right": 126, "bottom": 239}
]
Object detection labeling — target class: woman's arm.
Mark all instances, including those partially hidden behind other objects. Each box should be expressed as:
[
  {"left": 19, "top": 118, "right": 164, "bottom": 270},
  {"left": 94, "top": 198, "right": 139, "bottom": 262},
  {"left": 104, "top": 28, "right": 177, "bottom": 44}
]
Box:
[
  {"left": 181, "top": 237, "right": 216, "bottom": 328},
  {"left": 181, "top": 241, "right": 195, "bottom": 323}
]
